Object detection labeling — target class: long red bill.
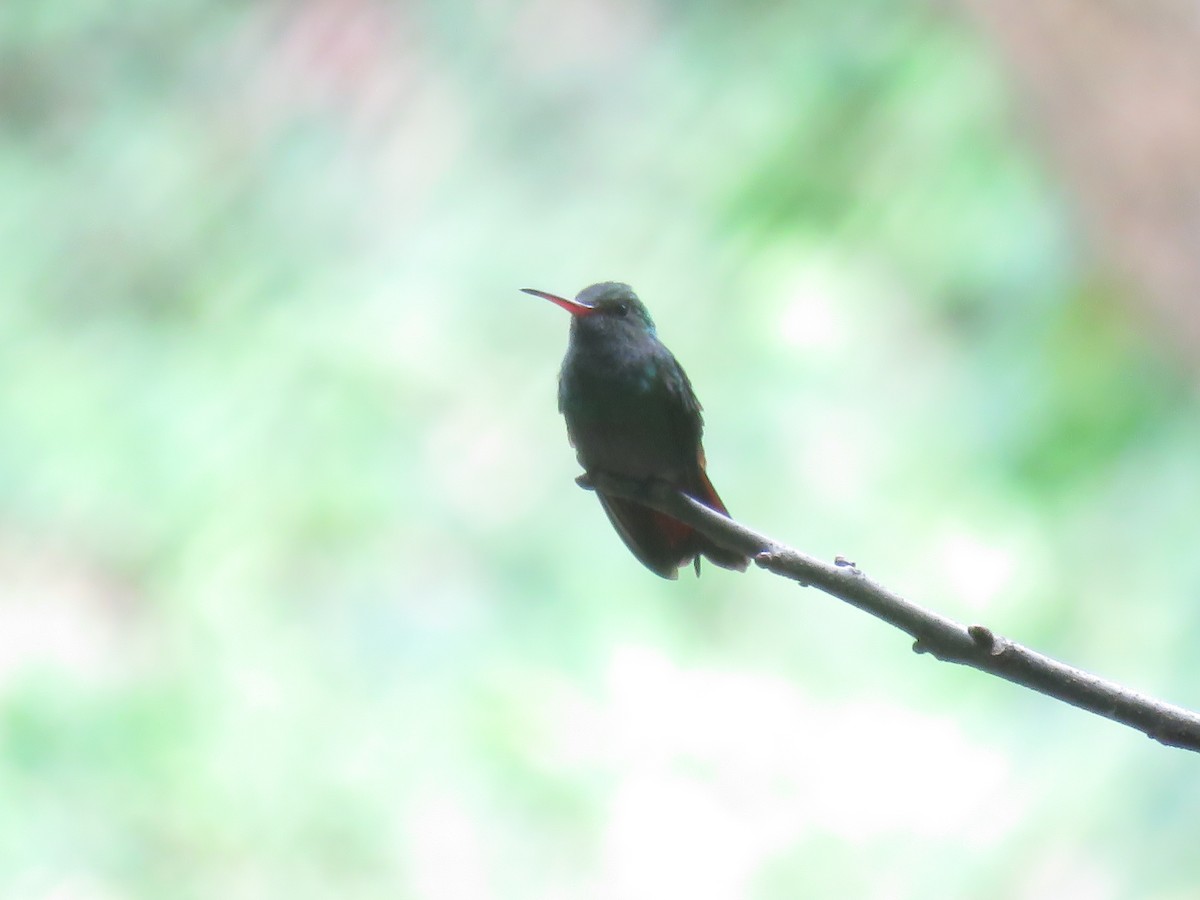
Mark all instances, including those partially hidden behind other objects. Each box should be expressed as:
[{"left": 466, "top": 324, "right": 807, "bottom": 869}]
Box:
[{"left": 521, "top": 287, "right": 597, "bottom": 317}]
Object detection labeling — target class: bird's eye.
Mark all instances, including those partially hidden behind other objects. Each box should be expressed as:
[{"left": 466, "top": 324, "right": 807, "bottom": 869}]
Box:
[{"left": 613, "top": 302, "right": 629, "bottom": 317}]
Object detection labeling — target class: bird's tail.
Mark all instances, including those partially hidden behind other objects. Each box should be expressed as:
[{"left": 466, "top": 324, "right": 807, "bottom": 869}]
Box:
[
  {"left": 595, "top": 470, "right": 750, "bottom": 579},
  {"left": 687, "top": 468, "right": 751, "bottom": 574}
]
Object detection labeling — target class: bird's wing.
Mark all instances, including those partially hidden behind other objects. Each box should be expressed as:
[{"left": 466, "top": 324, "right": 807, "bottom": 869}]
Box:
[{"left": 659, "top": 348, "right": 705, "bottom": 463}]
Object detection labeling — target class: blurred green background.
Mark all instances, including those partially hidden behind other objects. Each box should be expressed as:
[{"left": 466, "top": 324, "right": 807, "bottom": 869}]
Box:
[{"left": 4, "top": 1, "right": 1200, "bottom": 898}]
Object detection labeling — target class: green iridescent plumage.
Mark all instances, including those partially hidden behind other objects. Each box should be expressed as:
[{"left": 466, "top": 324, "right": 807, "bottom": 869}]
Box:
[{"left": 525, "top": 282, "right": 749, "bottom": 579}]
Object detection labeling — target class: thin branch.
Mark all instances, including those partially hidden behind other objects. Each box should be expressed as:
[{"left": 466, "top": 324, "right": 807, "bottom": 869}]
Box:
[{"left": 582, "top": 472, "right": 1200, "bottom": 753}]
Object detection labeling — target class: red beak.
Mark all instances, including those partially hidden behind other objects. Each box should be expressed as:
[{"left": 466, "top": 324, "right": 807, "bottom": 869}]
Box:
[{"left": 521, "top": 287, "right": 598, "bottom": 317}]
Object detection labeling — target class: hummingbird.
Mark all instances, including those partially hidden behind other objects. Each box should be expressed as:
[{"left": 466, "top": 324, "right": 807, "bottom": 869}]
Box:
[{"left": 523, "top": 282, "right": 749, "bottom": 579}]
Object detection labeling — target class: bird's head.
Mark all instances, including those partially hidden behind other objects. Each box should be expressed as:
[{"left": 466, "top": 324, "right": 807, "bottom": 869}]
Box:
[{"left": 522, "top": 282, "right": 656, "bottom": 340}]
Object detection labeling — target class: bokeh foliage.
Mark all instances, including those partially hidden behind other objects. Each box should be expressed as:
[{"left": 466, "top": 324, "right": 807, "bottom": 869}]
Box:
[{"left": 3, "top": 1, "right": 1200, "bottom": 898}]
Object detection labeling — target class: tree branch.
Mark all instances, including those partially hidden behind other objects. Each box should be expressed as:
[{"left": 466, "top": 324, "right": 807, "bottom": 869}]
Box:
[{"left": 582, "top": 472, "right": 1200, "bottom": 753}]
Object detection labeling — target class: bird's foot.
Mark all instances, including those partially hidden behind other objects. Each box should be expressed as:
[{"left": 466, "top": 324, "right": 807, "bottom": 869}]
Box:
[{"left": 576, "top": 470, "right": 672, "bottom": 501}]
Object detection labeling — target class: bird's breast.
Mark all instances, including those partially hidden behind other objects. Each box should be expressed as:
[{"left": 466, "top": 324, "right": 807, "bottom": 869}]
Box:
[{"left": 558, "top": 342, "right": 689, "bottom": 481}]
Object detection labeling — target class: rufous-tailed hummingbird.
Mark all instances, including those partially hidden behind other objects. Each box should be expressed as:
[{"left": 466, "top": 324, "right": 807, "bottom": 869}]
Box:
[{"left": 523, "top": 282, "right": 749, "bottom": 579}]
